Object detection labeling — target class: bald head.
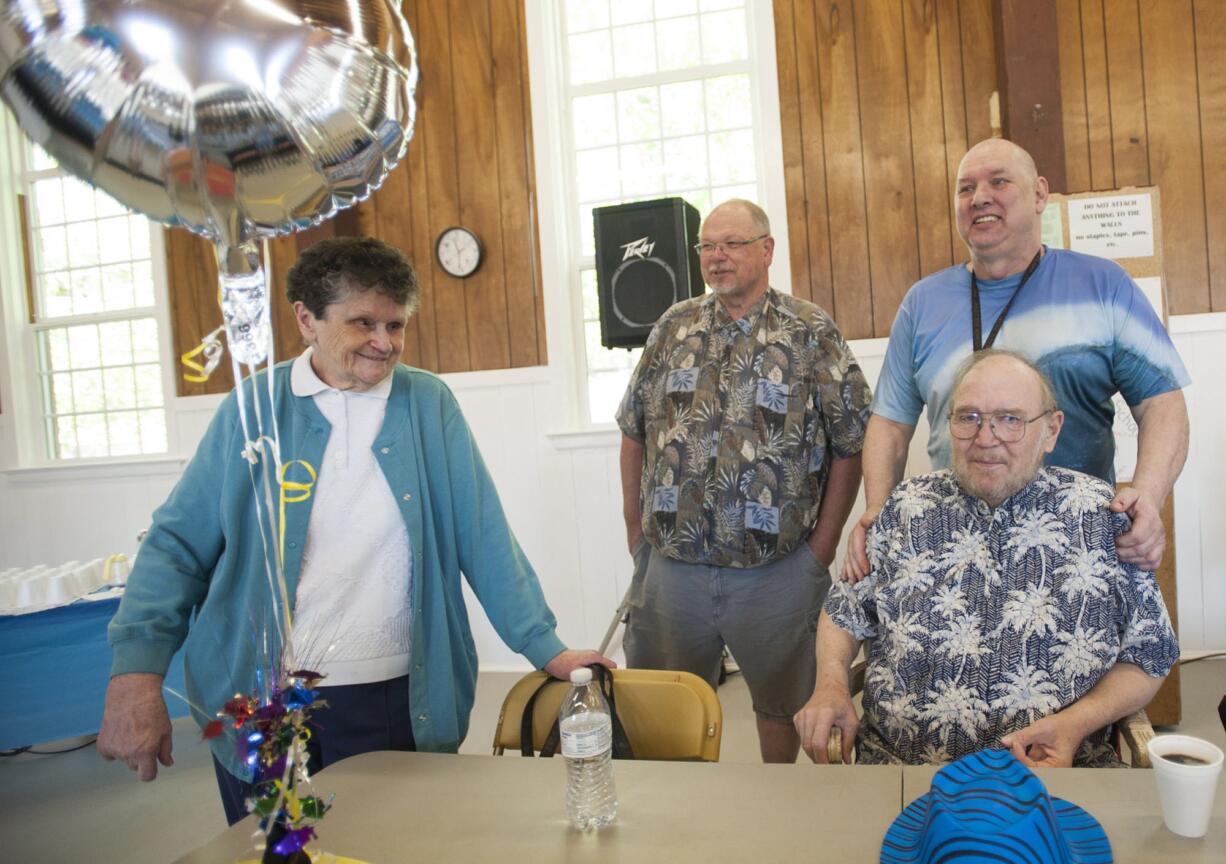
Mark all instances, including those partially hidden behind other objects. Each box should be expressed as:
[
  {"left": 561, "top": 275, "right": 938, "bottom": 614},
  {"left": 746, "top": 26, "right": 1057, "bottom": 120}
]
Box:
[
  {"left": 957, "top": 139, "right": 1039, "bottom": 187},
  {"left": 701, "top": 198, "right": 771, "bottom": 237}
]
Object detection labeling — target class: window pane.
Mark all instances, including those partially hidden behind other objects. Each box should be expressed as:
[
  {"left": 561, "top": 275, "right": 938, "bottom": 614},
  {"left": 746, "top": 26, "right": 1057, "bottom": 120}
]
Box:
[
  {"left": 103, "top": 367, "right": 137, "bottom": 410},
  {"left": 68, "top": 324, "right": 100, "bottom": 368},
  {"left": 51, "top": 372, "right": 74, "bottom": 414},
  {"left": 39, "top": 225, "right": 68, "bottom": 271},
  {"left": 566, "top": 0, "right": 609, "bottom": 32},
  {"left": 54, "top": 416, "right": 79, "bottom": 459},
  {"left": 700, "top": 9, "right": 747, "bottom": 64},
  {"left": 132, "top": 260, "right": 155, "bottom": 307},
  {"left": 107, "top": 411, "right": 142, "bottom": 456},
  {"left": 711, "top": 183, "right": 757, "bottom": 206},
  {"left": 70, "top": 267, "right": 103, "bottom": 315},
  {"left": 97, "top": 216, "right": 132, "bottom": 264},
  {"left": 32, "top": 177, "right": 64, "bottom": 226},
  {"left": 619, "top": 142, "right": 664, "bottom": 196},
  {"left": 576, "top": 147, "right": 621, "bottom": 201},
  {"left": 612, "top": 23, "right": 656, "bottom": 78},
  {"left": 66, "top": 221, "right": 100, "bottom": 267},
  {"left": 134, "top": 363, "right": 164, "bottom": 407},
  {"left": 616, "top": 86, "right": 660, "bottom": 143},
  {"left": 132, "top": 318, "right": 160, "bottom": 363},
  {"left": 99, "top": 320, "right": 134, "bottom": 366},
  {"left": 130, "top": 215, "right": 151, "bottom": 258},
  {"left": 580, "top": 269, "right": 600, "bottom": 320},
  {"left": 568, "top": 30, "right": 612, "bottom": 85},
  {"left": 94, "top": 189, "right": 128, "bottom": 218},
  {"left": 30, "top": 144, "right": 56, "bottom": 171},
  {"left": 41, "top": 270, "right": 72, "bottom": 318},
  {"left": 699, "top": 0, "right": 742, "bottom": 12},
  {"left": 660, "top": 81, "right": 705, "bottom": 136},
  {"left": 572, "top": 94, "right": 618, "bottom": 150},
  {"left": 73, "top": 369, "right": 105, "bottom": 412},
  {"left": 664, "top": 135, "right": 709, "bottom": 190},
  {"left": 656, "top": 16, "right": 701, "bottom": 71},
  {"left": 46, "top": 327, "right": 70, "bottom": 369},
  {"left": 655, "top": 0, "right": 698, "bottom": 17},
  {"left": 101, "top": 263, "right": 136, "bottom": 311},
  {"left": 62, "top": 176, "right": 97, "bottom": 221},
  {"left": 76, "top": 412, "right": 109, "bottom": 458},
  {"left": 611, "top": 0, "right": 653, "bottom": 24},
  {"left": 708, "top": 129, "right": 755, "bottom": 184},
  {"left": 138, "top": 408, "right": 168, "bottom": 453},
  {"left": 705, "top": 74, "right": 752, "bottom": 131}
]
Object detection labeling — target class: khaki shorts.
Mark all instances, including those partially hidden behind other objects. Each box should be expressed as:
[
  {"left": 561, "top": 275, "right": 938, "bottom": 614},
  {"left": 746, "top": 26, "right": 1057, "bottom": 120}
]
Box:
[{"left": 624, "top": 540, "right": 830, "bottom": 722}]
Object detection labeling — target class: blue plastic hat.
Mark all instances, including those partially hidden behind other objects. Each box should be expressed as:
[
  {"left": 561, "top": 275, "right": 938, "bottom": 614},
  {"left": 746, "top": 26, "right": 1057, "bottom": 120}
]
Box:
[{"left": 881, "top": 749, "right": 1112, "bottom": 863}]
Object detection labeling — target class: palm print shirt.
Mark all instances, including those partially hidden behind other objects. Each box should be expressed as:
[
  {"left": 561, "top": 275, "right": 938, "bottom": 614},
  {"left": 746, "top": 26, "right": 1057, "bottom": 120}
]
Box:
[
  {"left": 824, "top": 467, "right": 1178, "bottom": 766},
  {"left": 617, "top": 288, "right": 871, "bottom": 568}
]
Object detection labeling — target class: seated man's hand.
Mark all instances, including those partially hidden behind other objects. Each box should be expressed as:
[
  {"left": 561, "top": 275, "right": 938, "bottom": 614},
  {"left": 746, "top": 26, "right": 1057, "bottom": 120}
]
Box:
[
  {"left": 1000, "top": 714, "right": 1081, "bottom": 768},
  {"left": 794, "top": 682, "right": 858, "bottom": 764},
  {"left": 1110, "top": 487, "right": 1165, "bottom": 570},
  {"left": 543, "top": 649, "right": 617, "bottom": 680},
  {"left": 841, "top": 506, "right": 880, "bottom": 584},
  {"left": 97, "top": 672, "right": 174, "bottom": 781}
]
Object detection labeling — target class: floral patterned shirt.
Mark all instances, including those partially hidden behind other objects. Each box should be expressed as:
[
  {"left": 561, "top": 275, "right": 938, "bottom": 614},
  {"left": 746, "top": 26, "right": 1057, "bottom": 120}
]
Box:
[
  {"left": 824, "top": 467, "right": 1178, "bottom": 767},
  {"left": 616, "top": 288, "right": 871, "bottom": 568}
]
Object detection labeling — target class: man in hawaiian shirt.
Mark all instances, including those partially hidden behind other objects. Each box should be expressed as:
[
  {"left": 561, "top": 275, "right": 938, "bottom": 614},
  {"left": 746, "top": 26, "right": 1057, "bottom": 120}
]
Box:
[
  {"left": 794, "top": 349, "right": 1178, "bottom": 767},
  {"left": 617, "top": 199, "right": 871, "bottom": 762}
]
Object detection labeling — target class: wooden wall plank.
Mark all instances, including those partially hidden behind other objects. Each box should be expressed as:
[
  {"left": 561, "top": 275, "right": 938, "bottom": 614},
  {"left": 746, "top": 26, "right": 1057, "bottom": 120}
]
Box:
[
  {"left": 491, "top": 0, "right": 541, "bottom": 368},
  {"left": 958, "top": 0, "right": 997, "bottom": 146},
  {"left": 775, "top": 0, "right": 814, "bottom": 304},
  {"left": 1078, "top": 0, "right": 1115, "bottom": 190},
  {"left": 418, "top": 1, "right": 472, "bottom": 372},
  {"left": 1102, "top": 0, "right": 1149, "bottom": 187},
  {"left": 1056, "top": 0, "right": 1091, "bottom": 193},
  {"left": 856, "top": 0, "right": 921, "bottom": 335},
  {"left": 1140, "top": 0, "right": 1210, "bottom": 314},
  {"left": 904, "top": 0, "right": 957, "bottom": 280},
  {"left": 796, "top": 0, "right": 836, "bottom": 312},
  {"left": 936, "top": 0, "right": 971, "bottom": 262},
  {"left": 1194, "top": 0, "right": 1226, "bottom": 312},
  {"left": 516, "top": 0, "right": 549, "bottom": 366},
  {"left": 815, "top": 0, "right": 872, "bottom": 338}
]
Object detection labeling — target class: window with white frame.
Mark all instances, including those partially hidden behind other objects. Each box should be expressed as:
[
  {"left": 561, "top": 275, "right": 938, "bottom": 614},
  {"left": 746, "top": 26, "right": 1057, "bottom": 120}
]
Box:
[
  {"left": 560, "top": 0, "right": 764, "bottom": 424},
  {"left": 19, "top": 143, "right": 169, "bottom": 460}
]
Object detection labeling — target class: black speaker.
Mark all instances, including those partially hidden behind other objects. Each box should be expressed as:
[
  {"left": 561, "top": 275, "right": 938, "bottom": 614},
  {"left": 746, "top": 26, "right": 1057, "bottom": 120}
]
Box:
[{"left": 593, "top": 197, "right": 705, "bottom": 349}]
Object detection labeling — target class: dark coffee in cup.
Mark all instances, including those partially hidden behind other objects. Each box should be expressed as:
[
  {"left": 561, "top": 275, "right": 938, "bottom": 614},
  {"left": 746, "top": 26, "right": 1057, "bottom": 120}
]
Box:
[{"left": 1160, "top": 753, "right": 1210, "bottom": 766}]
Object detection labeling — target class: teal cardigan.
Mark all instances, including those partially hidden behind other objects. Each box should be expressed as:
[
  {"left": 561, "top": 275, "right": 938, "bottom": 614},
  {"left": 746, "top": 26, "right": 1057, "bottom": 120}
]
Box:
[{"left": 109, "top": 362, "right": 566, "bottom": 778}]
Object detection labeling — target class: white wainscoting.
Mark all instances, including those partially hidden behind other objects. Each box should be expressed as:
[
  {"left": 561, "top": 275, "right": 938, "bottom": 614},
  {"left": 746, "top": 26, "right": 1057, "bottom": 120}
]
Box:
[{"left": 2, "top": 315, "right": 1223, "bottom": 667}]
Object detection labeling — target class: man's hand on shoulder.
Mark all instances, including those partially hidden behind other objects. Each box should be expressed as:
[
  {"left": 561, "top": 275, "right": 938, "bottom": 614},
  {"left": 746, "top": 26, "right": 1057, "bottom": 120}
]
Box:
[
  {"left": 543, "top": 649, "right": 617, "bottom": 680},
  {"left": 841, "top": 505, "right": 881, "bottom": 584},
  {"left": 793, "top": 681, "right": 859, "bottom": 764},
  {"left": 1110, "top": 486, "right": 1165, "bottom": 570},
  {"left": 1000, "top": 714, "right": 1080, "bottom": 768},
  {"left": 97, "top": 672, "right": 174, "bottom": 781}
]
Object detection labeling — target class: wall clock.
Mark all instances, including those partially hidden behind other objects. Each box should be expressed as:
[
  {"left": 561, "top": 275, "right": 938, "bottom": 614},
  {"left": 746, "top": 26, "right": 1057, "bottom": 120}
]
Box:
[{"left": 436, "top": 226, "right": 483, "bottom": 278}]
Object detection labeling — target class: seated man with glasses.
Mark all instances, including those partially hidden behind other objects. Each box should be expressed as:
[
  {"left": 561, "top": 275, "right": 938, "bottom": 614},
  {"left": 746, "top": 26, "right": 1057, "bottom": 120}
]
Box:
[
  {"left": 794, "top": 349, "right": 1177, "bottom": 767},
  {"left": 617, "top": 198, "right": 871, "bottom": 762}
]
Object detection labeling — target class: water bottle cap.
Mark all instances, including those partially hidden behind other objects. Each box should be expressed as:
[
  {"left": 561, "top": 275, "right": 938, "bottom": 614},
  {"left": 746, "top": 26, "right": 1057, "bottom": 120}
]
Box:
[{"left": 569, "top": 667, "right": 593, "bottom": 685}]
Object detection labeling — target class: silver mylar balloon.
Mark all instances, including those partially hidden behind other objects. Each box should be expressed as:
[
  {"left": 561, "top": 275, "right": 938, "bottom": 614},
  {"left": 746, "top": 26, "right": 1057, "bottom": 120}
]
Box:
[{"left": 0, "top": 0, "right": 418, "bottom": 364}]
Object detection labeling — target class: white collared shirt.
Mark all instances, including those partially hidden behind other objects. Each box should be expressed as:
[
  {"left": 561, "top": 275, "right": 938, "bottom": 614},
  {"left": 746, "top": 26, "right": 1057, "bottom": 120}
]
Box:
[{"left": 287, "top": 348, "right": 412, "bottom": 686}]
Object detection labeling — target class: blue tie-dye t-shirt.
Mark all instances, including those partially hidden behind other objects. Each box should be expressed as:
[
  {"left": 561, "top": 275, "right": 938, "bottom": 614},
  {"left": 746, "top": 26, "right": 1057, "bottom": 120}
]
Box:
[{"left": 873, "top": 248, "right": 1189, "bottom": 482}]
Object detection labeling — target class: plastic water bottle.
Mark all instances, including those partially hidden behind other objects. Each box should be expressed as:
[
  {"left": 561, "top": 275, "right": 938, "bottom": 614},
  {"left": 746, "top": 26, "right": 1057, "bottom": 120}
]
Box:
[{"left": 559, "top": 667, "right": 618, "bottom": 829}]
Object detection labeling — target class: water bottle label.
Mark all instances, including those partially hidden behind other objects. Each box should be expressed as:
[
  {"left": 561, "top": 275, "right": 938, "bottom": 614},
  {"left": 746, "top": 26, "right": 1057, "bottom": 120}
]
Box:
[{"left": 560, "top": 714, "right": 612, "bottom": 758}]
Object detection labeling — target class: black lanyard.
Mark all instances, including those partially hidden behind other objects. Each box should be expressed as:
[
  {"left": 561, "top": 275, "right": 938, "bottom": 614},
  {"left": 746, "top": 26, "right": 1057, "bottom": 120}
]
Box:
[{"left": 971, "top": 248, "right": 1043, "bottom": 351}]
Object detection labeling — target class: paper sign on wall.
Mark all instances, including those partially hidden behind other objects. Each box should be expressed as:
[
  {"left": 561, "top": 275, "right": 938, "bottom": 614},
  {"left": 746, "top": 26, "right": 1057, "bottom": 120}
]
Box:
[{"left": 1067, "top": 193, "right": 1155, "bottom": 259}]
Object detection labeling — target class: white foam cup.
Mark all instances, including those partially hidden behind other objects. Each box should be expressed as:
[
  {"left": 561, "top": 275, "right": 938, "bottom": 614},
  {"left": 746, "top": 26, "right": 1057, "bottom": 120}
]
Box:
[{"left": 1148, "top": 734, "right": 1224, "bottom": 838}]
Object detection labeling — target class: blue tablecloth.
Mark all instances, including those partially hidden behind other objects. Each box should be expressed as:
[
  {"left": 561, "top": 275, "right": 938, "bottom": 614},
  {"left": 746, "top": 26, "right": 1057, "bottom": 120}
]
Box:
[{"left": 0, "top": 596, "right": 188, "bottom": 750}]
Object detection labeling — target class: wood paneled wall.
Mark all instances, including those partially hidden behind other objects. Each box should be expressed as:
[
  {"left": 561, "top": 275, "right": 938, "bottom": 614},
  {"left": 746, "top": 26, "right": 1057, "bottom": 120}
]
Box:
[
  {"left": 1057, "top": 0, "right": 1225, "bottom": 316},
  {"left": 774, "top": 0, "right": 997, "bottom": 340},
  {"left": 168, "top": 0, "right": 545, "bottom": 396},
  {"left": 775, "top": 0, "right": 1224, "bottom": 336}
]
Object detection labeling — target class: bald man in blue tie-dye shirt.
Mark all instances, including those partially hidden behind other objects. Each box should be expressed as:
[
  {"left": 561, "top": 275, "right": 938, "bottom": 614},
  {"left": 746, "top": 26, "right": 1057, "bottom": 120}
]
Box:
[{"left": 843, "top": 139, "right": 1189, "bottom": 584}]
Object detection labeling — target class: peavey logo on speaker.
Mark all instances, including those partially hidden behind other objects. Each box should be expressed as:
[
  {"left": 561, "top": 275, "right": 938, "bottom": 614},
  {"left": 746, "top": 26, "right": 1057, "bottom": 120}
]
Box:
[{"left": 621, "top": 236, "right": 656, "bottom": 261}]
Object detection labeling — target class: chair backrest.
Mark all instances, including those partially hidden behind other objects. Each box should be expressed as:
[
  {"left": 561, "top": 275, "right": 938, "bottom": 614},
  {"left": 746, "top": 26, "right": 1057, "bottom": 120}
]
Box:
[{"left": 493, "top": 668, "right": 722, "bottom": 762}]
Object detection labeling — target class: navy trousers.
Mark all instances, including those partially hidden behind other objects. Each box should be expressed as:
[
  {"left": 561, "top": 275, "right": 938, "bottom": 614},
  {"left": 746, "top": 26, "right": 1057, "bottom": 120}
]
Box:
[{"left": 213, "top": 675, "right": 416, "bottom": 826}]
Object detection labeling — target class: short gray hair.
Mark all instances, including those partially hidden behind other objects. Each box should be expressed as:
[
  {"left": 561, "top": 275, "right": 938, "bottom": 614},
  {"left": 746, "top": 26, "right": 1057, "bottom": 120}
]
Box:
[{"left": 950, "top": 349, "right": 1058, "bottom": 414}]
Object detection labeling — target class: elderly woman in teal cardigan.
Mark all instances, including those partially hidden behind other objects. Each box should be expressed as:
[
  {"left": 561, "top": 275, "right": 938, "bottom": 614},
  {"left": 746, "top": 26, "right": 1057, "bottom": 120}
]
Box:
[{"left": 98, "top": 237, "right": 611, "bottom": 824}]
